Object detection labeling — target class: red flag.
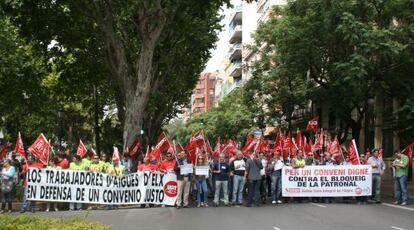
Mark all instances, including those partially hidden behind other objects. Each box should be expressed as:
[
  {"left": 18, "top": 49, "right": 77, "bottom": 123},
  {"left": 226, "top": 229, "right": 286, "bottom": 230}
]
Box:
[
  {"left": 90, "top": 148, "right": 97, "bottom": 157},
  {"left": 152, "top": 132, "right": 171, "bottom": 159},
  {"left": 176, "top": 144, "right": 184, "bottom": 153},
  {"left": 241, "top": 135, "right": 255, "bottom": 155},
  {"left": 295, "top": 130, "right": 303, "bottom": 151},
  {"left": 313, "top": 129, "right": 324, "bottom": 151},
  {"left": 76, "top": 140, "right": 88, "bottom": 158},
  {"left": 213, "top": 138, "right": 221, "bottom": 159},
  {"left": 348, "top": 139, "right": 360, "bottom": 165},
  {"left": 402, "top": 143, "right": 414, "bottom": 167},
  {"left": 28, "top": 133, "right": 50, "bottom": 165},
  {"left": 185, "top": 131, "right": 207, "bottom": 155},
  {"left": 305, "top": 138, "right": 313, "bottom": 154},
  {"left": 378, "top": 148, "right": 384, "bottom": 159},
  {"left": 205, "top": 140, "right": 213, "bottom": 157},
  {"left": 127, "top": 138, "right": 142, "bottom": 157},
  {"left": 272, "top": 132, "right": 283, "bottom": 153},
  {"left": 329, "top": 136, "right": 340, "bottom": 155},
  {"left": 306, "top": 116, "right": 319, "bottom": 132},
  {"left": 221, "top": 139, "right": 238, "bottom": 158},
  {"left": 282, "top": 132, "right": 293, "bottom": 154},
  {"left": 112, "top": 146, "right": 121, "bottom": 161},
  {"left": 15, "top": 131, "right": 26, "bottom": 159}
]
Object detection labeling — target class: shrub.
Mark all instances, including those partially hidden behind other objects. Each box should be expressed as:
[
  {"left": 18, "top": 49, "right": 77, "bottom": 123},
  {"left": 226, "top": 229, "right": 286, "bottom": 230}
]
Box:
[{"left": 0, "top": 215, "right": 109, "bottom": 230}]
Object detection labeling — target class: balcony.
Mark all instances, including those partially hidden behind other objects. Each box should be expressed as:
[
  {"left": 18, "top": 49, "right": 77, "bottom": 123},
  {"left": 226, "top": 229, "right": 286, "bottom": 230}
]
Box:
[
  {"left": 229, "top": 25, "right": 242, "bottom": 44},
  {"left": 230, "top": 4, "right": 242, "bottom": 25},
  {"left": 229, "top": 43, "right": 242, "bottom": 61},
  {"left": 229, "top": 61, "right": 242, "bottom": 78},
  {"left": 257, "top": 0, "right": 269, "bottom": 13}
]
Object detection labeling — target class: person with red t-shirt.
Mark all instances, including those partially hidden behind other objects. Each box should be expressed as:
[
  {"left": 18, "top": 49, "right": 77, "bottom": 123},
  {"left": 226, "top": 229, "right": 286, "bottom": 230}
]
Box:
[
  {"left": 57, "top": 154, "right": 69, "bottom": 169},
  {"left": 159, "top": 152, "right": 176, "bottom": 174},
  {"left": 137, "top": 156, "right": 158, "bottom": 172},
  {"left": 20, "top": 156, "right": 44, "bottom": 213}
]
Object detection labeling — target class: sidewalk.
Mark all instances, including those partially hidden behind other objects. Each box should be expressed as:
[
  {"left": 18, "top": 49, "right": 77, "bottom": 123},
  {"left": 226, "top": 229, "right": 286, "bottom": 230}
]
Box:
[{"left": 382, "top": 179, "right": 414, "bottom": 200}]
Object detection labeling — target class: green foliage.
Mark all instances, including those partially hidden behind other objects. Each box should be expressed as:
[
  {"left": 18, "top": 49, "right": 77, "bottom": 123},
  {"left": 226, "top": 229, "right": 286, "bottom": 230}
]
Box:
[
  {"left": 166, "top": 89, "right": 255, "bottom": 144},
  {"left": 250, "top": 0, "right": 414, "bottom": 139},
  {"left": 0, "top": 215, "right": 109, "bottom": 230}
]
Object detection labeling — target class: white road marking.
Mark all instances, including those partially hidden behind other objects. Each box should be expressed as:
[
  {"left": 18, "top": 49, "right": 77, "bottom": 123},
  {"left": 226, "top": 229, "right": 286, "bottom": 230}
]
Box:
[
  {"left": 391, "top": 226, "right": 406, "bottom": 230},
  {"left": 310, "top": 202, "right": 327, "bottom": 208},
  {"left": 273, "top": 227, "right": 281, "bottom": 230},
  {"left": 382, "top": 203, "right": 414, "bottom": 212}
]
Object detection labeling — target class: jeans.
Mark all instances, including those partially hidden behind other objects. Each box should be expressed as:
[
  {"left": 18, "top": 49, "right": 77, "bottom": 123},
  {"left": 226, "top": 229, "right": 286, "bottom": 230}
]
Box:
[
  {"left": 259, "top": 176, "right": 266, "bottom": 202},
  {"left": 228, "top": 176, "right": 233, "bottom": 202},
  {"left": 232, "top": 175, "right": 245, "bottom": 204},
  {"left": 176, "top": 177, "right": 191, "bottom": 206},
  {"left": 372, "top": 174, "right": 382, "bottom": 201},
  {"left": 1, "top": 192, "right": 12, "bottom": 211},
  {"left": 214, "top": 180, "right": 229, "bottom": 205},
  {"left": 271, "top": 175, "right": 282, "bottom": 201},
  {"left": 395, "top": 175, "right": 408, "bottom": 203},
  {"left": 196, "top": 179, "right": 208, "bottom": 205},
  {"left": 247, "top": 179, "right": 261, "bottom": 206},
  {"left": 21, "top": 187, "right": 36, "bottom": 211}
]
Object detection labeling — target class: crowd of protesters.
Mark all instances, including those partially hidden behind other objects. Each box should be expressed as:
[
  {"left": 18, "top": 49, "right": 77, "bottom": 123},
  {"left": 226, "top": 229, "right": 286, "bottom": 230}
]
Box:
[{"left": 0, "top": 146, "right": 410, "bottom": 213}]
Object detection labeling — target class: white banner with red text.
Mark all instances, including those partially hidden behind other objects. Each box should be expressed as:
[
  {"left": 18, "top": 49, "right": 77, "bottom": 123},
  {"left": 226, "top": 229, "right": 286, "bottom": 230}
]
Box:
[
  {"left": 282, "top": 165, "right": 372, "bottom": 197},
  {"left": 27, "top": 169, "right": 178, "bottom": 205}
]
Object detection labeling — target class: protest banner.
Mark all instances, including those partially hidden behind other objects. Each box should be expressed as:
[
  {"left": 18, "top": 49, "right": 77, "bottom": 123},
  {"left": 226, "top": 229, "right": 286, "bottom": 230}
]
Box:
[
  {"left": 27, "top": 169, "right": 178, "bottom": 205},
  {"left": 282, "top": 165, "right": 372, "bottom": 197}
]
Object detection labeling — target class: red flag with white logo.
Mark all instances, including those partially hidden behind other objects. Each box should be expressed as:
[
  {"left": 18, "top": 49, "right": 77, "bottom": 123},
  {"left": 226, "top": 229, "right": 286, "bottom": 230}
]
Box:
[
  {"left": 296, "top": 130, "right": 303, "bottom": 151},
  {"left": 15, "top": 131, "right": 26, "bottom": 159},
  {"left": 313, "top": 129, "right": 324, "bottom": 151},
  {"left": 348, "top": 139, "right": 360, "bottom": 165},
  {"left": 28, "top": 133, "right": 50, "bottom": 165},
  {"left": 76, "top": 139, "right": 88, "bottom": 158},
  {"left": 306, "top": 116, "right": 319, "bottom": 133},
  {"left": 127, "top": 138, "right": 142, "bottom": 157}
]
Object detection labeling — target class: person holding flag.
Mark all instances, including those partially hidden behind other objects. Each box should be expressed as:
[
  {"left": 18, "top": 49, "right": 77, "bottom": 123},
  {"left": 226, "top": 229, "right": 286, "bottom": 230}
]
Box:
[
  {"left": 194, "top": 154, "right": 209, "bottom": 208},
  {"left": 159, "top": 152, "right": 176, "bottom": 174},
  {"left": 212, "top": 153, "right": 230, "bottom": 207},
  {"left": 20, "top": 155, "right": 44, "bottom": 213},
  {"left": 267, "top": 150, "right": 284, "bottom": 204},
  {"left": 174, "top": 150, "right": 192, "bottom": 209},
  {"left": 245, "top": 151, "right": 263, "bottom": 207},
  {"left": 230, "top": 151, "right": 246, "bottom": 206}
]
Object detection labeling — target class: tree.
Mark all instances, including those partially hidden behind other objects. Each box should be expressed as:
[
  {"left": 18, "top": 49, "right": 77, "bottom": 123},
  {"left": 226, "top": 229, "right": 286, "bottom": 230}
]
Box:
[
  {"left": 250, "top": 0, "right": 414, "bottom": 142},
  {"left": 166, "top": 89, "right": 255, "bottom": 145},
  {"left": 3, "top": 0, "right": 229, "bottom": 150}
]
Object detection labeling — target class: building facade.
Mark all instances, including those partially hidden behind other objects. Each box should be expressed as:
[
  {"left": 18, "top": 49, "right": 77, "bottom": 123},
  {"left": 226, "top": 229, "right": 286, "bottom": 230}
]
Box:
[{"left": 190, "top": 72, "right": 217, "bottom": 115}]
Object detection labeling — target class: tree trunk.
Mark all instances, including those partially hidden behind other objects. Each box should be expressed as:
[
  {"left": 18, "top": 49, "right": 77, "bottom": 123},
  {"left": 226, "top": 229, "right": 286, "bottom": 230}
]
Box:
[{"left": 123, "top": 42, "right": 156, "bottom": 149}]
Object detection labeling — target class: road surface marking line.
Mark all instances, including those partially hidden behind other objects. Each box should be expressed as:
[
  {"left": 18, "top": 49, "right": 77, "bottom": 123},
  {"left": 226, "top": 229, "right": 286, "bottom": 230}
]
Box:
[
  {"left": 273, "top": 227, "right": 281, "bottom": 230},
  {"left": 382, "top": 203, "right": 414, "bottom": 212},
  {"left": 391, "top": 226, "right": 406, "bottom": 230},
  {"left": 310, "top": 202, "right": 326, "bottom": 208}
]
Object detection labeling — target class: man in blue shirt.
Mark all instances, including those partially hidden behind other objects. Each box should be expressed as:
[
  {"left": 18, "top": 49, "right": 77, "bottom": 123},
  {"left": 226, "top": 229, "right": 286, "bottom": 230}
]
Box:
[{"left": 213, "top": 153, "right": 230, "bottom": 207}]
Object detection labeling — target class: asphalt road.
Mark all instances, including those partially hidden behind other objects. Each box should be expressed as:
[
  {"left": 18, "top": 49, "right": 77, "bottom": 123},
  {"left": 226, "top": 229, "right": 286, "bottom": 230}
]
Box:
[{"left": 19, "top": 201, "right": 414, "bottom": 230}]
